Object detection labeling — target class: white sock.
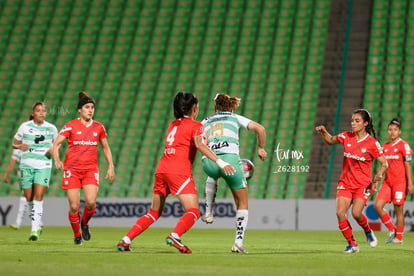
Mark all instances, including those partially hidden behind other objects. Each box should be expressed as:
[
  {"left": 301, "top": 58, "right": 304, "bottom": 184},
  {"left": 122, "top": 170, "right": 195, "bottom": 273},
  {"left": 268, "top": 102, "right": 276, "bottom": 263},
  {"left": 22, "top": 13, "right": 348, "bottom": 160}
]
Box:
[
  {"left": 28, "top": 201, "right": 34, "bottom": 222},
  {"left": 171, "top": 232, "right": 180, "bottom": 239},
  {"left": 234, "top": 209, "right": 248, "bottom": 246},
  {"left": 15, "top": 196, "right": 28, "bottom": 227},
  {"left": 205, "top": 177, "right": 218, "bottom": 216},
  {"left": 32, "top": 200, "right": 43, "bottom": 232}
]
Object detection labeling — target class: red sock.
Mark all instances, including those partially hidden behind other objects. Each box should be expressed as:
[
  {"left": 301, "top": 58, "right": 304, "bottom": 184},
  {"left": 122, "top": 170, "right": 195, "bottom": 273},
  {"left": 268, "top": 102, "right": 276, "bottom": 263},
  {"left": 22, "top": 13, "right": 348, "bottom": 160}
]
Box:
[
  {"left": 395, "top": 225, "right": 404, "bottom": 240},
  {"left": 172, "top": 208, "right": 200, "bottom": 237},
  {"left": 69, "top": 211, "right": 81, "bottom": 237},
  {"left": 126, "top": 209, "right": 160, "bottom": 241},
  {"left": 379, "top": 213, "right": 395, "bottom": 232},
  {"left": 339, "top": 219, "right": 356, "bottom": 245},
  {"left": 81, "top": 204, "right": 96, "bottom": 226},
  {"left": 357, "top": 214, "right": 371, "bottom": 233}
]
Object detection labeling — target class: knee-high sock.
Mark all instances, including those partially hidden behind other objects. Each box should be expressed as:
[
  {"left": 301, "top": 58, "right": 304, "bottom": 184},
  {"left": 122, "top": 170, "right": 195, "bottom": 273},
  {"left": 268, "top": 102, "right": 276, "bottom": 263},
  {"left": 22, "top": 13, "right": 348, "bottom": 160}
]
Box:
[
  {"left": 357, "top": 214, "right": 371, "bottom": 233},
  {"left": 32, "top": 200, "right": 43, "bottom": 232},
  {"left": 205, "top": 177, "right": 217, "bottom": 216},
  {"left": 172, "top": 208, "right": 200, "bottom": 237},
  {"left": 81, "top": 204, "right": 96, "bottom": 226},
  {"left": 339, "top": 219, "right": 356, "bottom": 245},
  {"left": 15, "top": 196, "right": 28, "bottom": 227},
  {"left": 395, "top": 225, "right": 404, "bottom": 240},
  {"left": 69, "top": 211, "right": 81, "bottom": 237},
  {"left": 379, "top": 212, "right": 395, "bottom": 232},
  {"left": 234, "top": 209, "right": 248, "bottom": 246},
  {"left": 125, "top": 209, "right": 160, "bottom": 242}
]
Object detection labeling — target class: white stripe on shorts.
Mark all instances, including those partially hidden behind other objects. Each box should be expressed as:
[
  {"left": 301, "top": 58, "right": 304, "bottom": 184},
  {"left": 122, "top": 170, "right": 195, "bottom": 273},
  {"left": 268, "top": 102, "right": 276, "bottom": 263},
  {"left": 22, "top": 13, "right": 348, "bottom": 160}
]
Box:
[{"left": 176, "top": 177, "right": 191, "bottom": 195}]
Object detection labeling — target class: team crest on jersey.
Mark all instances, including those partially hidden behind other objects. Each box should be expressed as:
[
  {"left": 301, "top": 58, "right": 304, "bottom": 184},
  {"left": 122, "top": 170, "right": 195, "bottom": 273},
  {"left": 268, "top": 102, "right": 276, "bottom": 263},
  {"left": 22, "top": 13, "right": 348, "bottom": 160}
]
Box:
[
  {"left": 361, "top": 148, "right": 366, "bottom": 153},
  {"left": 347, "top": 144, "right": 351, "bottom": 147},
  {"left": 394, "top": 148, "right": 398, "bottom": 152},
  {"left": 93, "top": 132, "right": 98, "bottom": 137},
  {"left": 77, "top": 131, "right": 82, "bottom": 134},
  {"left": 64, "top": 180, "right": 69, "bottom": 186}
]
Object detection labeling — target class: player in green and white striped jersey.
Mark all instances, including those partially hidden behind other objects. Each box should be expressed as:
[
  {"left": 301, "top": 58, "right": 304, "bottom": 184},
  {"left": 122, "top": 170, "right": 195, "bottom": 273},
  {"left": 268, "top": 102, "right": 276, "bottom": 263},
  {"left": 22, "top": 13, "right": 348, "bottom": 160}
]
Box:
[
  {"left": 201, "top": 93, "right": 267, "bottom": 254},
  {"left": 12, "top": 102, "right": 58, "bottom": 241}
]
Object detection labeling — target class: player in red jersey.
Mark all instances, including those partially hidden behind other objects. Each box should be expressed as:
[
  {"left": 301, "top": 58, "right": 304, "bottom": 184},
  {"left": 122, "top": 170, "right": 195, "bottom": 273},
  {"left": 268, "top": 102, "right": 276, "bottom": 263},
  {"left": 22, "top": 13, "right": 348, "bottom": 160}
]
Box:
[
  {"left": 315, "top": 109, "right": 388, "bottom": 253},
  {"left": 117, "top": 92, "right": 235, "bottom": 253},
  {"left": 374, "top": 118, "right": 414, "bottom": 244},
  {"left": 52, "top": 92, "right": 115, "bottom": 245}
]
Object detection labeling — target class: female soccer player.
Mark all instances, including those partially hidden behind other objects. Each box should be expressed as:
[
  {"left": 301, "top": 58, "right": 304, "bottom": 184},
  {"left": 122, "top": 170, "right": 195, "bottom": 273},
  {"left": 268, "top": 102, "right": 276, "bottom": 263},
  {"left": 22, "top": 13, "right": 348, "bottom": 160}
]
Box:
[
  {"left": 53, "top": 92, "right": 115, "bottom": 245},
  {"left": 4, "top": 148, "right": 28, "bottom": 230},
  {"left": 12, "top": 102, "right": 58, "bottom": 240},
  {"left": 117, "top": 92, "right": 235, "bottom": 254},
  {"left": 374, "top": 118, "right": 414, "bottom": 244},
  {"left": 200, "top": 93, "right": 267, "bottom": 254},
  {"left": 315, "top": 108, "right": 388, "bottom": 253}
]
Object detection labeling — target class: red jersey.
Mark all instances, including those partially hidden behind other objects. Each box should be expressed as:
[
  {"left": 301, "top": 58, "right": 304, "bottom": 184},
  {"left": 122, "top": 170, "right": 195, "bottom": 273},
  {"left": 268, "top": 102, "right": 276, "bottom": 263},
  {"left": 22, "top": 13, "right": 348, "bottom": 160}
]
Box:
[
  {"left": 383, "top": 138, "right": 412, "bottom": 185},
  {"left": 59, "top": 119, "right": 107, "bottom": 170},
  {"left": 336, "top": 131, "right": 383, "bottom": 188},
  {"left": 155, "top": 117, "right": 204, "bottom": 175}
]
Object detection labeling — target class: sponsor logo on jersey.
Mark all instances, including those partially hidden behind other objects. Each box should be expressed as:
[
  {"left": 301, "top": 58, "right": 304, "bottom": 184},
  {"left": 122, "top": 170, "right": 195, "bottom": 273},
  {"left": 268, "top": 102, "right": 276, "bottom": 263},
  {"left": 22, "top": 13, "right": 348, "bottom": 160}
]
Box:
[
  {"left": 73, "top": 140, "right": 98, "bottom": 145},
  {"left": 344, "top": 152, "right": 366, "bottom": 161},
  {"left": 385, "top": 154, "right": 400, "bottom": 160}
]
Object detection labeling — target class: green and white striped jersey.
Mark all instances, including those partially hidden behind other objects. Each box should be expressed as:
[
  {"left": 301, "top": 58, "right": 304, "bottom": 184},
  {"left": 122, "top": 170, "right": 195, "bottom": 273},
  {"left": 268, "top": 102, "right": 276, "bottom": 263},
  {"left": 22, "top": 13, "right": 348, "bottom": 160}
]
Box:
[
  {"left": 14, "top": 120, "right": 58, "bottom": 169},
  {"left": 201, "top": 112, "right": 251, "bottom": 155}
]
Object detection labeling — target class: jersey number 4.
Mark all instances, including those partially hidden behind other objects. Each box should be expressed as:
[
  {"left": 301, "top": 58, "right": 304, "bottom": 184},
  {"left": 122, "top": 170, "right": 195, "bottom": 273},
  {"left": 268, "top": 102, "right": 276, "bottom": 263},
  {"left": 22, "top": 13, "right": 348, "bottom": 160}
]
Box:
[{"left": 167, "top": 126, "right": 178, "bottom": 146}]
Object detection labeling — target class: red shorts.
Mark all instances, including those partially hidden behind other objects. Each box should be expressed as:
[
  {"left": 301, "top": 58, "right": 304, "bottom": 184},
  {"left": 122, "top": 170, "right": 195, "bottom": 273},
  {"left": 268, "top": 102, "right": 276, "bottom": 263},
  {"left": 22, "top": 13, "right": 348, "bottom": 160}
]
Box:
[
  {"left": 336, "top": 183, "right": 371, "bottom": 203},
  {"left": 153, "top": 173, "right": 197, "bottom": 196},
  {"left": 61, "top": 168, "right": 99, "bottom": 190},
  {"left": 376, "top": 181, "right": 406, "bottom": 205}
]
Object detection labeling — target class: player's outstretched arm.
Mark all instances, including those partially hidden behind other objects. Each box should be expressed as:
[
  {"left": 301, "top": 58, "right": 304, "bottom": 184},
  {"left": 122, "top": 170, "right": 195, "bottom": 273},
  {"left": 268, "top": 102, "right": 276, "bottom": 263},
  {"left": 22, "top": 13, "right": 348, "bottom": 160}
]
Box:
[
  {"left": 193, "top": 135, "right": 235, "bottom": 175},
  {"left": 315, "top": 125, "right": 340, "bottom": 145}
]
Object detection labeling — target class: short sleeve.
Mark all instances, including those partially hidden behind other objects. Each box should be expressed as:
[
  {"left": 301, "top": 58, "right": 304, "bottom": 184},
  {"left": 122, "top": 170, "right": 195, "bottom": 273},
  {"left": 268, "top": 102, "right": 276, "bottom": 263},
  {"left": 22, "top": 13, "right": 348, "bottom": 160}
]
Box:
[
  {"left": 235, "top": 114, "right": 252, "bottom": 129},
  {"left": 371, "top": 140, "right": 383, "bottom": 158},
  {"left": 100, "top": 124, "right": 108, "bottom": 140},
  {"left": 14, "top": 124, "right": 25, "bottom": 141},
  {"left": 59, "top": 123, "right": 72, "bottom": 138},
  {"left": 192, "top": 122, "right": 205, "bottom": 138},
  {"left": 336, "top": 132, "right": 347, "bottom": 144}
]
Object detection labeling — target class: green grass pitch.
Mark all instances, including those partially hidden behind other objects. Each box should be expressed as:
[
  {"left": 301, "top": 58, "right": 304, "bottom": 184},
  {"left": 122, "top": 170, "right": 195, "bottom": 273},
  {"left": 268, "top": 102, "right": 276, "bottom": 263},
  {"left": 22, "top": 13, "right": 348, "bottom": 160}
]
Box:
[{"left": 1, "top": 226, "right": 413, "bottom": 275}]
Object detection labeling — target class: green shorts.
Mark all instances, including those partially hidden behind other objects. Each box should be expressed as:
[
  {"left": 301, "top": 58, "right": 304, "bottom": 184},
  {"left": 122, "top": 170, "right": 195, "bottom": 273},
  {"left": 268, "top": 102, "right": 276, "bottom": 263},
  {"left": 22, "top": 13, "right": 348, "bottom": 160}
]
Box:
[
  {"left": 201, "top": 154, "right": 247, "bottom": 190},
  {"left": 20, "top": 167, "right": 51, "bottom": 190}
]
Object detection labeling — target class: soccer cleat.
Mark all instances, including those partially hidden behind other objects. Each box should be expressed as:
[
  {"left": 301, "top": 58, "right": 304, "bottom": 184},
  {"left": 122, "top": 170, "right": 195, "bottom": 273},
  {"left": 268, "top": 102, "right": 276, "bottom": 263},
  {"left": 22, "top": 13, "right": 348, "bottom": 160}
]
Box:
[
  {"left": 165, "top": 234, "right": 192, "bottom": 254},
  {"left": 365, "top": 230, "right": 378, "bottom": 248},
  {"left": 390, "top": 238, "right": 403, "bottom": 244},
  {"left": 231, "top": 244, "right": 248, "bottom": 254},
  {"left": 344, "top": 244, "right": 359, "bottom": 253},
  {"left": 385, "top": 231, "right": 396, "bottom": 244},
  {"left": 81, "top": 223, "right": 91, "bottom": 241},
  {"left": 9, "top": 224, "right": 19, "bottom": 230},
  {"left": 201, "top": 214, "right": 214, "bottom": 224},
  {"left": 74, "top": 236, "right": 83, "bottom": 245},
  {"left": 28, "top": 231, "right": 39, "bottom": 241},
  {"left": 117, "top": 239, "right": 132, "bottom": 251}
]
